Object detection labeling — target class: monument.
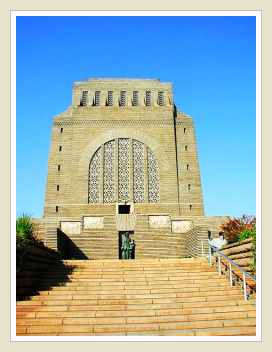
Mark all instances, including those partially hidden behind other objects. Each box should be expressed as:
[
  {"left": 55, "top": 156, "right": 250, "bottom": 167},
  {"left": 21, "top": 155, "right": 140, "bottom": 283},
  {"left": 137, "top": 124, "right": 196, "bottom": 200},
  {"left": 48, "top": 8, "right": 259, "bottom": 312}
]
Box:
[{"left": 41, "top": 78, "right": 226, "bottom": 259}]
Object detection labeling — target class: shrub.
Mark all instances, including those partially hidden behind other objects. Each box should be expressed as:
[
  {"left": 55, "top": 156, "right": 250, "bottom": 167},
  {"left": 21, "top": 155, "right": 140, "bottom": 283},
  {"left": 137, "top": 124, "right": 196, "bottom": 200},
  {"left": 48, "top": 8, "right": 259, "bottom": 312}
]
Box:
[
  {"left": 220, "top": 215, "right": 256, "bottom": 243},
  {"left": 221, "top": 216, "right": 256, "bottom": 273},
  {"left": 16, "top": 214, "right": 44, "bottom": 249},
  {"left": 16, "top": 214, "right": 33, "bottom": 240},
  {"left": 238, "top": 226, "right": 256, "bottom": 242}
]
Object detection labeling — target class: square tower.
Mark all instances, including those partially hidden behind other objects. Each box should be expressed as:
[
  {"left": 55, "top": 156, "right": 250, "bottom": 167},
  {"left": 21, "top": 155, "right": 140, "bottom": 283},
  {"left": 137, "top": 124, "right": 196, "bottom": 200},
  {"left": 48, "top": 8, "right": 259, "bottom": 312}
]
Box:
[{"left": 43, "top": 78, "right": 204, "bottom": 257}]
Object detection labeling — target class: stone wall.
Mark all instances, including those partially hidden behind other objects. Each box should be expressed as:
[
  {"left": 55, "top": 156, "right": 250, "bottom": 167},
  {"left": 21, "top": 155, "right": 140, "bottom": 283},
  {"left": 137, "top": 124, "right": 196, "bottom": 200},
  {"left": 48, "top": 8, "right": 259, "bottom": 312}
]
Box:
[
  {"left": 220, "top": 238, "right": 255, "bottom": 273},
  {"left": 34, "top": 215, "right": 227, "bottom": 260},
  {"left": 44, "top": 78, "right": 204, "bottom": 220}
]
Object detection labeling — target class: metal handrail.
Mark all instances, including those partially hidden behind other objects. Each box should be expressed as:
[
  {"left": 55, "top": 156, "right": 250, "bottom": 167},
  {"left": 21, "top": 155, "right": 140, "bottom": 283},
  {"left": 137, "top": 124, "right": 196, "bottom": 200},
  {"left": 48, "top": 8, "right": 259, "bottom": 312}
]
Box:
[
  {"left": 204, "top": 242, "right": 256, "bottom": 301},
  {"left": 210, "top": 245, "right": 256, "bottom": 280}
]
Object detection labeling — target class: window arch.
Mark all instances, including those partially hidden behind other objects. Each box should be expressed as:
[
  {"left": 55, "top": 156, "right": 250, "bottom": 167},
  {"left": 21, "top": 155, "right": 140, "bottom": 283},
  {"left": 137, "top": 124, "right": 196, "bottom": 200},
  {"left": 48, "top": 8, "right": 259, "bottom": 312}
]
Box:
[{"left": 88, "top": 138, "right": 160, "bottom": 203}]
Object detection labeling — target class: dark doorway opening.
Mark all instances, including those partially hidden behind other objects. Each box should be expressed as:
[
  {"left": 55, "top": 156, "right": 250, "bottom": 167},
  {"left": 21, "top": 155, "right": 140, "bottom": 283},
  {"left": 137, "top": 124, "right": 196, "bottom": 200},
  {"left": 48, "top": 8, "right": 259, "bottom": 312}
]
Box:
[
  {"left": 118, "top": 204, "right": 130, "bottom": 214},
  {"left": 118, "top": 231, "right": 135, "bottom": 259}
]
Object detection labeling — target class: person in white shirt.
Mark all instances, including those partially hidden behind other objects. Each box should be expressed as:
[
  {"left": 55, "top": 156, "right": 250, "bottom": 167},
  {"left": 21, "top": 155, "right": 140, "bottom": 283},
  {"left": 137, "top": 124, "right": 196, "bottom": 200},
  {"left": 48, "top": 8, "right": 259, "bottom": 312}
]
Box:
[{"left": 208, "top": 231, "right": 227, "bottom": 250}]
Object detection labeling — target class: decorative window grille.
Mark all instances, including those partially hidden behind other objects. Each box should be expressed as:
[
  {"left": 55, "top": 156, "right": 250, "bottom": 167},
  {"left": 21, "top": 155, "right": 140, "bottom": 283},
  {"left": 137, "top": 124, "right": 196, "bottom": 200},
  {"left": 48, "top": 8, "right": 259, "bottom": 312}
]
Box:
[
  {"left": 146, "top": 91, "right": 151, "bottom": 106},
  {"left": 88, "top": 148, "right": 102, "bottom": 203},
  {"left": 120, "top": 91, "right": 126, "bottom": 106},
  {"left": 132, "top": 91, "right": 139, "bottom": 106},
  {"left": 94, "top": 91, "right": 101, "bottom": 106},
  {"left": 80, "top": 90, "right": 88, "bottom": 106},
  {"left": 88, "top": 139, "right": 160, "bottom": 204},
  {"left": 118, "top": 138, "right": 130, "bottom": 201},
  {"left": 147, "top": 147, "right": 160, "bottom": 202},
  {"left": 158, "top": 91, "right": 164, "bottom": 106},
  {"left": 103, "top": 140, "right": 115, "bottom": 203},
  {"left": 107, "top": 91, "right": 113, "bottom": 106},
  {"left": 132, "top": 140, "right": 145, "bottom": 202}
]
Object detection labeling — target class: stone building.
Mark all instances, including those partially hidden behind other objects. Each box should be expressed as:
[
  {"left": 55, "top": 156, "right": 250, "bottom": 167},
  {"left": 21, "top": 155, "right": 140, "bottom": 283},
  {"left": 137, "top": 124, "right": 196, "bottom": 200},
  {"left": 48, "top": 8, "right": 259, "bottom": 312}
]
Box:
[{"left": 41, "top": 78, "right": 226, "bottom": 259}]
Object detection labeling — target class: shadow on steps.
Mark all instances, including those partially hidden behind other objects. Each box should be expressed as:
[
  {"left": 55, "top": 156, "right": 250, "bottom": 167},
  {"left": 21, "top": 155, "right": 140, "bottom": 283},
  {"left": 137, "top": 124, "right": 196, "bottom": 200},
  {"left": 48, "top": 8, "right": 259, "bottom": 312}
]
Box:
[
  {"left": 16, "top": 245, "right": 76, "bottom": 301},
  {"left": 57, "top": 229, "right": 89, "bottom": 259}
]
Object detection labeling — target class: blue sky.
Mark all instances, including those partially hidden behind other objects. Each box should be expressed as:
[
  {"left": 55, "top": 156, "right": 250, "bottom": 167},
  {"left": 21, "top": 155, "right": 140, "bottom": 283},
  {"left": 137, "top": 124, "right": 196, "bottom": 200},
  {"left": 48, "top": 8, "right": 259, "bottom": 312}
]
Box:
[{"left": 16, "top": 15, "right": 256, "bottom": 217}]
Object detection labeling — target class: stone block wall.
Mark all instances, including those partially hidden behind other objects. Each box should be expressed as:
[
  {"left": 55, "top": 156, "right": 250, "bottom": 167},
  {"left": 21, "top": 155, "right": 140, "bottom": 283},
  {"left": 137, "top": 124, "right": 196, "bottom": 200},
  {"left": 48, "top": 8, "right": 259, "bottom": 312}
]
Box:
[
  {"left": 34, "top": 215, "right": 227, "bottom": 260},
  {"left": 44, "top": 78, "right": 204, "bottom": 219}
]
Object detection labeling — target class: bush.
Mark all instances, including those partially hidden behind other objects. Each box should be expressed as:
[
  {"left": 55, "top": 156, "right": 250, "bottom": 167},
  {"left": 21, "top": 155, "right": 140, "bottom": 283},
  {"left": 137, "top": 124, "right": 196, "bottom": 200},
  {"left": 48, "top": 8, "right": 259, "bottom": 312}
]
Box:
[
  {"left": 220, "top": 215, "right": 256, "bottom": 243},
  {"left": 220, "top": 215, "right": 256, "bottom": 273},
  {"left": 16, "top": 214, "right": 33, "bottom": 240},
  {"left": 16, "top": 214, "right": 44, "bottom": 249},
  {"left": 238, "top": 226, "right": 256, "bottom": 242}
]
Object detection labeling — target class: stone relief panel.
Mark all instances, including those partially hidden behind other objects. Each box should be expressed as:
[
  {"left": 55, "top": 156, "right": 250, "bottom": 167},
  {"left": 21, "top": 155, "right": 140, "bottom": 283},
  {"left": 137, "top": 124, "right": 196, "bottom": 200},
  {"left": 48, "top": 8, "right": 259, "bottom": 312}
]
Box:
[
  {"left": 88, "top": 147, "right": 102, "bottom": 203},
  {"left": 60, "top": 221, "right": 81, "bottom": 235},
  {"left": 83, "top": 216, "right": 104, "bottom": 230},
  {"left": 132, "top": 140, "right": 145, "bottom": 203},
  {"left": 103, "top": 140, "right": 115, "bottom": 203},
  {"left": 118, "top": 138, "right": 130, "bottom": 202},
  {"left": 171, "top": 220, "right": 193, "bottom": 233},
  {"left": 149, "top": 215, "right": 170, "bottom": 229},
  {"left": 147, "top": 147, "right": 160, "bottom": 202}
]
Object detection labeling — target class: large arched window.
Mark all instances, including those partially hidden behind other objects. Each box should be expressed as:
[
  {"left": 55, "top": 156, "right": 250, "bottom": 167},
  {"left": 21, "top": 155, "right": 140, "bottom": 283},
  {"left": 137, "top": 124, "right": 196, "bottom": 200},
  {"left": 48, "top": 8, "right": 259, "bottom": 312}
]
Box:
[{"left": 88, "top": 138, "right": 159, "bottom": 203}]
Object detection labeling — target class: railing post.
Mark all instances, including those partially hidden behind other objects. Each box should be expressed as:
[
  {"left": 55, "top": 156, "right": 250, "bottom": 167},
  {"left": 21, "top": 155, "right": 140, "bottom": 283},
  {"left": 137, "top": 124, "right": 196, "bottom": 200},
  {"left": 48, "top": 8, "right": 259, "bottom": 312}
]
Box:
[
  {"left": 229, "top": 262, "right": 232, "bottom": 286},
  {"left": 207, "top": 246, "right": 255, "bottom": 300},
  {"left": 243, "top": 272, "right": 247, "bottom": 301},
  {"left": 208, "top": 244, "right": 212, "bottom": 266},
  {"left": 218, "top": 255, "right": 221, "bottom": 274}
]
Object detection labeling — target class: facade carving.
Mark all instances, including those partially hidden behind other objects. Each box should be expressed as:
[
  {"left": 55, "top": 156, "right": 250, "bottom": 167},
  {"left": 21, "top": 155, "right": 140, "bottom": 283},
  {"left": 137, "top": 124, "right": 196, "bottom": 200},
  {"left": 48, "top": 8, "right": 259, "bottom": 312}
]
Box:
[
  {"left": 54, "top": 119, "right": 179, "bottom": 127},
  {"left": 88, "top": 138, "right": 160, "bottom": 203},
  {"left": 133, "top": 140, "right": 145, "bottom": 203},
  {"left": 147, "top": 147, "right": 160, "bottom": 202},
  {"left": 118, "top": 138, "right": 130, "bottom": 202},
  {"left": 103, "top": 140, "right": 115, "bottom": 203},
  {"left": 88, "top": 148, "right": 101, "bottom": 203}
]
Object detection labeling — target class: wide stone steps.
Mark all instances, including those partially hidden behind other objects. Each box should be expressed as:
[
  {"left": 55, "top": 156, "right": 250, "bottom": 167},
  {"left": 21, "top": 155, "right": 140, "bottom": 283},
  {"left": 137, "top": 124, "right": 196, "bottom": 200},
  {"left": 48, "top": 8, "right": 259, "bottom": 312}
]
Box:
[
  {"left": 61, "top": 231, "right": 188, "bottom": 259},
  {"left": 16, "top": 258, "right": 256, "bottom": 336}
]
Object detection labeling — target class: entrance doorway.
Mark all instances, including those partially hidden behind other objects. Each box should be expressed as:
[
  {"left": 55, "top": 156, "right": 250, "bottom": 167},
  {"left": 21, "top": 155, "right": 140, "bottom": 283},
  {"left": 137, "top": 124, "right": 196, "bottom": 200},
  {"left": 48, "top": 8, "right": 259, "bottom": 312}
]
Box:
[{"left": 118, "top": 231, "right": 135, "bottom": 259}]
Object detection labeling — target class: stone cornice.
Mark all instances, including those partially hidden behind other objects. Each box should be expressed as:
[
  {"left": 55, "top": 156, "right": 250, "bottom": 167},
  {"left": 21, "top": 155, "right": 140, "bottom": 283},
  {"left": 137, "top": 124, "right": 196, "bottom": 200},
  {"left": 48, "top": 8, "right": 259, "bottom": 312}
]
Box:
[{"left": 54, "top": 119, "right": 178, "bottom": 127}]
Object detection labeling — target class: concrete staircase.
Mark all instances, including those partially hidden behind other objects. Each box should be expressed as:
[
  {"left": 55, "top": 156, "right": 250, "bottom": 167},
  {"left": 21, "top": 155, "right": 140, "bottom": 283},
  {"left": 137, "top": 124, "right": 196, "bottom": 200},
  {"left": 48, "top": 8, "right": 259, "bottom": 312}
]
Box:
[{"left": 16, "top": 258, "right": 256, "bottom": 336}]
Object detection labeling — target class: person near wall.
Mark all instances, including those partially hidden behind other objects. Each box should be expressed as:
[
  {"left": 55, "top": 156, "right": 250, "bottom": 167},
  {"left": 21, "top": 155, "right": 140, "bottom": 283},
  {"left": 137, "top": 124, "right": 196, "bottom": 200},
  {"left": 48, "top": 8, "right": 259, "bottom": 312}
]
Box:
[{"left": 208, "top": 231, "right": 227, "bottom": 250}]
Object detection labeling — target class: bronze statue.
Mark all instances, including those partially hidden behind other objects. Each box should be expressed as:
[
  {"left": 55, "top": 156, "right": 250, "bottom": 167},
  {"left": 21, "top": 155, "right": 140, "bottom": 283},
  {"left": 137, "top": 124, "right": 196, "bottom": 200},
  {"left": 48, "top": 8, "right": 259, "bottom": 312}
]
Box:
[
  {"left": 121, "top": 233, "right": 130, "bottom": 259},
  {"left": 128, "top": 239, "right": 135, "bottom": 259},
  {"left": 121, "top": 233, "right": 135, "bottom": 259}
]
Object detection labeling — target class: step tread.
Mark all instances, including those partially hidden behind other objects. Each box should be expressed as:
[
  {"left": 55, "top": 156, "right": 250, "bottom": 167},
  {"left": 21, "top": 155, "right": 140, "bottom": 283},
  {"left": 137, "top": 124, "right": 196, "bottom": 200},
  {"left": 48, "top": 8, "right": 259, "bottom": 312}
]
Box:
[{"left": 16, "top": 258, "right": 256, "bottom": 336}]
